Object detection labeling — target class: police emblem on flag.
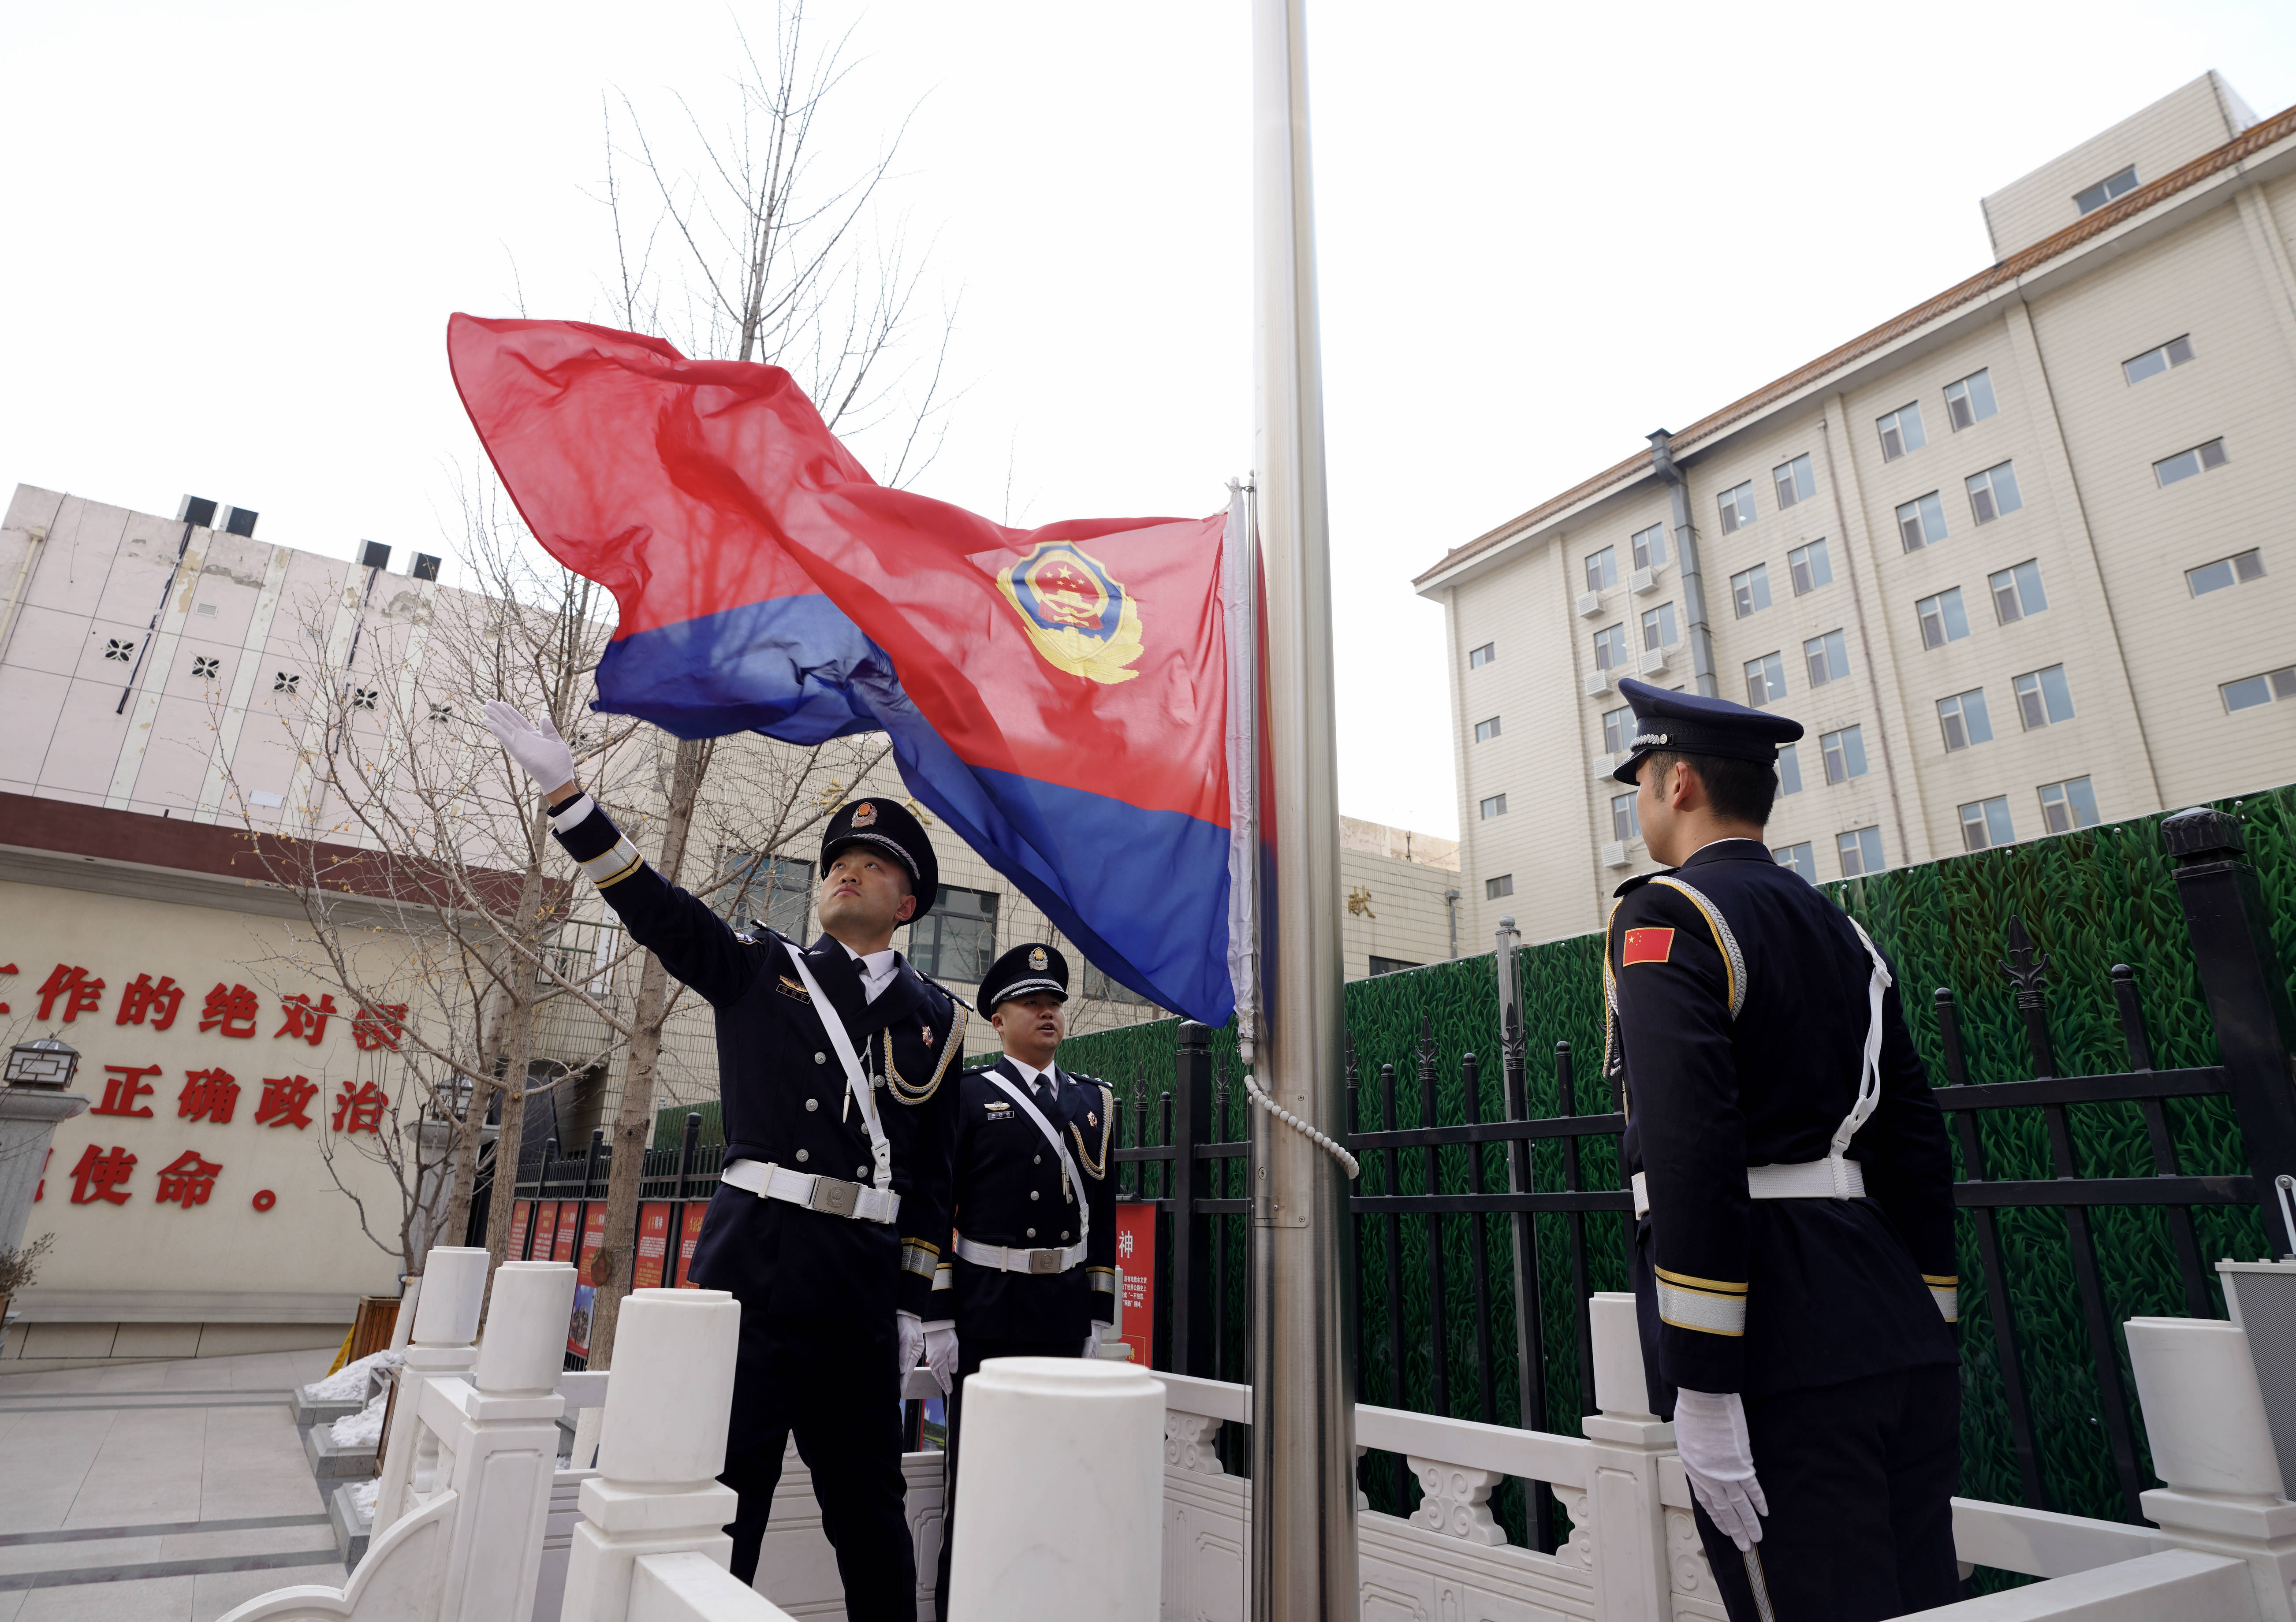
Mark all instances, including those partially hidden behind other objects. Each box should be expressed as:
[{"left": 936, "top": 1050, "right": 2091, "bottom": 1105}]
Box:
[
  {"left": 852, "top": 801, "right": 877, "bottom": 827},
  {"left": 997, "top": 539, "right": 1145, "bottom": 685}
]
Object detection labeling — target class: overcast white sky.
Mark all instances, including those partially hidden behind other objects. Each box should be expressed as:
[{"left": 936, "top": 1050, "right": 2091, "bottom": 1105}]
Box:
[{"left": 8, "top": 2, "right": 2295, "bottom": 837}]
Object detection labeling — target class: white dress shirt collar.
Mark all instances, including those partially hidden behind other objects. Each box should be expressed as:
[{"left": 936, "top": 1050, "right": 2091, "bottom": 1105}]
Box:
[
  {"left": 1003, "top": 1055, "right": 1059, "bottom": 1091},
  {"left": 838, "top": 939, "right": 901, "bottom": 1004}
]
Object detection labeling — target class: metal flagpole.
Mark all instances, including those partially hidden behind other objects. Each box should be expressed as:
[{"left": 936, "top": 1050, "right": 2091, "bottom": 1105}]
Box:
[{"left": 1247, "top": 0, "right": 1359, "bottom": 1614}]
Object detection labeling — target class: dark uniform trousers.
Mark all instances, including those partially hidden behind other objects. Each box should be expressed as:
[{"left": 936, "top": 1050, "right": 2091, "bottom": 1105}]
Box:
[
  {"left": 930, "top": 1057, "right": 1117, "bottom": 1620},
  {"left": 1610, "top": 840, "right": 1964, "bottom": 1622},
  {"left": 546, "top": 798, "right": 962, "bottom": 1621}
]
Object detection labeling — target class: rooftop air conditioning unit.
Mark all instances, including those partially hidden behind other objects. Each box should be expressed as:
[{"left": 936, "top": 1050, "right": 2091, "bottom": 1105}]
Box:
[
  {"left": 1575, "top": 591, "right": 1604, "bottom": 619},
  {"left": 219, "top": 505, "right": 259, "bottom": 538},
  {"left": 359, "top": 541, "right": 391, "bottom": 571},
  {"left": 1583, "top": 668, "right": 1613, "bottom": 697},
  {"left": 411, "top": 554, "right": 442, "bottom": 582},
  {"left": 1601, "top": 840, "right": 1631, "bottom": 868},
  {"left": 1591, "top": 751, "right": 1616, "bottom": 778},
  {"left": 176, "top": 495, "right": 218, "bottom": 528},
  {"left": 1632, "top": 565, "right": 1662, "bottom": 595},
  {"left": 1637, "top": 644, "right": 1671, "bottom": 676}
]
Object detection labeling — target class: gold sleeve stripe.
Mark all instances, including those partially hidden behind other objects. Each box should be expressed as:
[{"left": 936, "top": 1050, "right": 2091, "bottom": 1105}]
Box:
[
  {"left": 1087, "top": 1266, "right": 1116, "bottom": 1284},
  {"left": 900, "top": 1242, "right": 939, "bottom": 1280},
  {"left": 906, "top": 1238, "right": 940, "bottom": 1258},
  {"left": 1655, "top": 1265, "right": 1748, "bottom": 1296},
  {"left": 1648, "top": 875, "right": 1746, "bottom": 1017},
  {"left": 1930, "top": 1285, "right": 1959, "bottom": 1323},
  {"left": 1656, "top": 1277, "right": 1747, "bottom": 1337},
  {"left": 581, "top": 837, "right": 646, "bottom": 889},
  {"left": 1921, "top": 1273, "right": 1959, "bottom": 1287},
  {"left": 932, "top": 1263, "right": 953, "bottom": 1291}
]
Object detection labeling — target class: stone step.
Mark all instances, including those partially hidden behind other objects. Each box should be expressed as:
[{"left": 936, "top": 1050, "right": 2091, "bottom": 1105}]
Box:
[
  {"left": 330, "top": 1479, "right": 375, "bottom": 1570},
  {"left": 304, "top": 1421, "right": 380, "bottom": 1478},
  {"left": 291, "top": 1381, "right": 370, "bottom": 1431}
]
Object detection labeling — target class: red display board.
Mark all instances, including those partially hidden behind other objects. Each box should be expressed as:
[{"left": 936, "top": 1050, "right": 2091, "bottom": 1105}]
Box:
[
  {"left": 1114, "top": 1202, "right": 1156, "bottom": 1365},
  {"left": 509, "top": 1200, "right": 533, "bottom": 1258},
  {"left": 530, "top": 1202, "right": 561, "bottom": 1264},
  {"left": 634, "top": 1202, "right": 672, "bottom": 1289},
  {"left": 567, "top": 1207, "right": 609, "bottom": 1357},
  {"left": 675, "top": 1204, "right": 708, "bottom": 1287},
  {"left": 550, "top": 1203, "right": 579, "bottom": 1262}
]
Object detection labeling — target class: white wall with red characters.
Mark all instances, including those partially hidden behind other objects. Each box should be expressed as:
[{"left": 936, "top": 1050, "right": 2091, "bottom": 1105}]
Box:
[{"left": 2, "top": 876, "right": 422, "bottom": 1367}]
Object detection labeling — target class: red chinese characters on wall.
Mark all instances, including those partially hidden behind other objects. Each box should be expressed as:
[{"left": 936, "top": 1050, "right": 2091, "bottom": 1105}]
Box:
[
  {"left": 253, "top": 1076, "right": 319, "bottom": 1131},
  {"left": 116, "top": 974, "right": 184, "bottom": 1030},
  {"left": 198, "top": 983, "right": 261, "bottom": 1038},
  {"left": 91, "top": 1063, "right": 160, "bottom": 1118},
  {"left": 155, "top": 1150, "right": 223, "bottom": 1209},
  {"left": 179, "top": 1069, "right": 240, "bottom": 1124},
  {"left": 351, "top": 1004, "right": 406, "bottom": 1052},
  {"left": 331, "top": 1081, "right": 388, "bottom": 1135},
  {"left": 274, "top": 993, "right": 338, "bottom": 1046},
  {"left": 37, "top": 964, "right": 104, "bottom": 1023}
]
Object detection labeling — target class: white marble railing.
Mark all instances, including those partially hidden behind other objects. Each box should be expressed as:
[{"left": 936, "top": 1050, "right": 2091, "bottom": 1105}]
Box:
[{"left": 219, "top": 1253, "right": 2296, "bottom": 1622}]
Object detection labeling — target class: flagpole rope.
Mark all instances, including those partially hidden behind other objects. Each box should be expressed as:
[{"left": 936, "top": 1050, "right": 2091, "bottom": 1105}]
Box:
[{"left": 1243, "top": 1072, "right": 1360, "bottom": 1180}]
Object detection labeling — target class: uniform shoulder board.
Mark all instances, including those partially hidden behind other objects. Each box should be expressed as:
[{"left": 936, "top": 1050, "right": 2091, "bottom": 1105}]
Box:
[
  {"left": 916, "top": 971, "right": 978, "bottom": 1016},
  {"left": 1610, "top": 870, "right": 1661, "bottom": 901}
]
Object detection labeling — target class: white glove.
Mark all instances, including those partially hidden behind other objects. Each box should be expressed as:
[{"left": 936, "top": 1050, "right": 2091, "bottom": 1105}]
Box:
[
  {"left": 1673, "top": 1388, "right": 1767, "bottom": 1551},
  {"left": 922, "top": 1321, "right": 958, "bottom": 1395},
  {"left": 896, "top": 1310, "right": 925, "bottom": 1386},
  {"left": 482, "top": 701, "right": 576, "bottom": 794},
  {"left": 1084, "top": 1321, "right": 1109, "bottom": 1359}
]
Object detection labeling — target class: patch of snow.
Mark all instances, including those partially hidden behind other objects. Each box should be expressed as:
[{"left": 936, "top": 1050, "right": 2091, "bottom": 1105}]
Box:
[
  {"left": 348, "top": 1478, "right": 380, "bottom": 1522},
  {"left": 309, "top": 1348, "right": 403, "bottom": 1402},
  {"left": 329, "top": 1390, "right": 389, "bottom": 1449}
]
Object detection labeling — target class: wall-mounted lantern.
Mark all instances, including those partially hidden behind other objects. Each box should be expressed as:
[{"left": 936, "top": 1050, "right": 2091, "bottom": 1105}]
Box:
[{"left": 4, "top": 1035, "right": 81, "bottom": 1090}]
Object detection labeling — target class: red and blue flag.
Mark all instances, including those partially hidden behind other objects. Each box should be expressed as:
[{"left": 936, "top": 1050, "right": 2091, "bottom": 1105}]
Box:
[{"left": 448, "top": 314, "right": 1243, "bottom": 1024}]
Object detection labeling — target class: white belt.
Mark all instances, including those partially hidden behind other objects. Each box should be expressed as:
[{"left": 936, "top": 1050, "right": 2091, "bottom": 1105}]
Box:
[
  {"left": 954, "top": 1233, "right": 1086, "bottom": 1276},
  {"left": 723, "top": 1157, "right": 900, "bottom": 1224},
  {"left": 1631, "top": 1158, "right": 1865, "bottom": 1218}
]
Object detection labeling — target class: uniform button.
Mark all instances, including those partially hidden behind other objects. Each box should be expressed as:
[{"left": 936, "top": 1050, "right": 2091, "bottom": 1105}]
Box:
[
  {"left": 815, "top": 1053, "right": 827, "bottom": 1064},
  {"left": 1061, "top": 1231, "right": 1069, "bottom": 1240},
  {"left": 1033, "top": 1154, "right": 1041, "bottom": 1165},
  {"left": 1026, "top": 1228, "right": 1036, "bottom": 1239},
  {"left": 1029, "top": 1190, "right": 1040, "bottom": 1202},
  {"left": 795, "top": 1149, "right": 809, "bottom": 1163},
  {"left": 805, "top": 1098, "right": 819, "bottom": 1112},
  {"left": 857, "top": 1166, "right": 868, "bottom": 1179}
]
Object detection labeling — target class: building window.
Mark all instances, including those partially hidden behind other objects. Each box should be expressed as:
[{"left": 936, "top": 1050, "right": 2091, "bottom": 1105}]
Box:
[
  {"left": 1897, "top": 492, "right": 1948, "bottom": 551},
  {"left": 1945, "top": 369, "right": 2000, "bottom": 431},
  {"left": 1585, "top": 546, "right": 1618, "bottom": 592},
  {"left": 1602, "top": 705, "right": 1635, "bottom": 755},
  {"left": 2013, "top": 665, "right": 2076, "bottom": 729},
  {"left": 2188, "top": 550, "right": 2265, "bottom": 596},
  {"left": 1640, "top": 601, "right": 1678, "bottom": 650},
  {"left": 907, "top": 885, "right": 999, "bottom": 983},
  {"left": 1837, "top": 826, "right": 1885, "bottom": 877},
  {"left": 1611, "top": 791, "right": 1640, "bottom": 842},
  {"left": 714, "top": 852, "right": 815, "bottom": 939},
  {"left": 1878, "top": 403, "right": 1927, "bottom": 461},
  {"left": 1632, "top": 522, "right": 1669, "bottom": 571},
  {"left": 1773, "top": 453, "right": 1815, "bottom": 510},
  {"left": 1788, "top": 539, "right": 1832, "bottom": 595},
  {"left": 1989, "top": 559, "right": 2049, "bottom": 623},
  {"left": 190, "top": 655, "right": 220, "bottom": 680},
  {"left": 1368, "top": 956, "right": 1422, "bottom": 977},
  {"left": 1468, "top": 641, "right": 1496, "bottom": 669},
  {"left": 1960, "top": 796, "right": 2015, "bottom": 852},
  {"left": 1486, "top": 874, "right": 1514, "bottom": 900},
  {"left": 1480, "top": 793, "right": 1509, "bottom": 820},
  {"left": 1774, "top": 741, "right": 1804, "bottom": 796},
  {"left": 1594, "top": 624, "right": 1627, "bottom": 671},
  {"left": 1917, "top": 588, "right": 1971, "bottom": 649},
  {"left": 2155, "top": 439, "right": 2229, "bottom": 486},
  {"left": 1820, "top": 725, "right": 1869, "bottom": 784},
  {"left": 1774, "top": 842, "right": 1816, "bottom": 882},
  {"left": 1938, "top": 688, "right": 1994, "bottom": 752},
  {"left": 103, "top": 638, "right": 136, "bottom": 662},
  {"left": 1474, "top": 716, "right": 1502, "bottom": 743},
  {"left": 274, "top": 672, "right": 301, "bottom": 695},
  {"left": 1804, "top": 628, "right": 1849, "bottom": 688},
  {"left": 1718, "top": 481, "right": 1757, "bottom": 535},
  {"left": 1744, "top": 652, "right": 1787, "bottom": 707},
  {"left": 2038, "top": 776, "right": 2101, "bottom": 834},
  {"left": 351, "top": 687, "right": 379, "bottom": 711},
  {"left": 1730, "top": 564, "right": 1772, "bottom": 619},
  {"left": 1966, "top": 461, "right": 2023, "bottom": 525},
  {"left": 2124, "top": 335, "right": 2194, "bottom": 385},
  {"left": 2074, "top": 165, "right": 2138, "bottom": 216},
  {"left": 2221, "top": 667, "right": 2296, "bottom": 713}
]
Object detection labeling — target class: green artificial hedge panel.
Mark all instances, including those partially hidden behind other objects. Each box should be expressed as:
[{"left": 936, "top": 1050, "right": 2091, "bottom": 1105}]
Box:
[{"left": 1059, "top": 783, "right": 2296, "bottom": 1531}]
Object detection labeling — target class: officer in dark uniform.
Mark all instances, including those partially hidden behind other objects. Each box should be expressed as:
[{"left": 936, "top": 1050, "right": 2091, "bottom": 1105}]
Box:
[
  {"left": 1604, "top": 677, "right": 1961, "bottom": 1622},
  {"left": 930, "top": 941, "right": 1116, "bottom": 1620},
  {"left": 482, "top": 703, "right": 963, "bottom": 1621}
]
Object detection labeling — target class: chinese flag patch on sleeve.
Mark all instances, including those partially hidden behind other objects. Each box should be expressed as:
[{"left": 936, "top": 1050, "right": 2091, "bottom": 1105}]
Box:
[{"left": 1621, "top": 927, "right": 1675, "bottom": 966}]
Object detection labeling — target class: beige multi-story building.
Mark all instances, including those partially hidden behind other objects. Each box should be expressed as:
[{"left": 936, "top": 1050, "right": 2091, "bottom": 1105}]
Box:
[{"left": 1416, "top": 73, "right": 2296, "bottom": 945}]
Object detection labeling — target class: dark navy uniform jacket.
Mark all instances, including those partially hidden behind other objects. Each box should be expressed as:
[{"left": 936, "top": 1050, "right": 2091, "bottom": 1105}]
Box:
[
  {"left": 1609, "top": 838, "right": 1957, "bottom": 1411},
  {"left": 553, "top": 802, "right": 964, "bottom": 1323},
  {"left": 943, "top": 1057, "right": 1118, "bottom": 1341}
]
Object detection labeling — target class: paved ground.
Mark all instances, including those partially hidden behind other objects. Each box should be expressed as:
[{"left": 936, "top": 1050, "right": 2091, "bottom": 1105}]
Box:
[{"left": 0, "top": 1347, "right": 347, "bottom": 1621}]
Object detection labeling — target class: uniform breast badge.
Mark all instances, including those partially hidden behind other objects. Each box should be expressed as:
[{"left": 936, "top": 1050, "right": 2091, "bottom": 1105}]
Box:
[
  {"left": 997, "top": 539, "right": 1145, "bottom": 685},
  {"left": 776, "top": 975, "right": 813, "bottom": 1003}
]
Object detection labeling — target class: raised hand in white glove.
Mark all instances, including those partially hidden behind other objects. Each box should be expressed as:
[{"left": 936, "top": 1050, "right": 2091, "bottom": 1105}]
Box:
[
  {"left": 896, "top": 1310, "right": 926, "bottom": 1386},
  {"left": 481, "top": 701, "right": 576, "bottom": 797},
  {"left": 921, "top": 1321, "right": 958, "bottom": 1395},
  {"left": 1672, "top": 1388, "right": 1767, "bottom": 1551},
  {"left": 1083, "top": 1321, "right": 1109, "bottom": 1359}
]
